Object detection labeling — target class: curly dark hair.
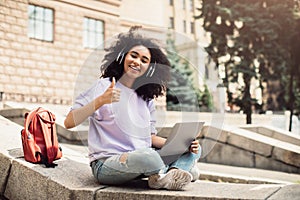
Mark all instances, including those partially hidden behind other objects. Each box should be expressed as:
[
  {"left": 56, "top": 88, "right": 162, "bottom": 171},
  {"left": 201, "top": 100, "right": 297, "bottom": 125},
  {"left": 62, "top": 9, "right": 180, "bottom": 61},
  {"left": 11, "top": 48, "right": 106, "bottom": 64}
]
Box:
[{"left": 100, "top": 26, "right": 171, "bottom": 101}]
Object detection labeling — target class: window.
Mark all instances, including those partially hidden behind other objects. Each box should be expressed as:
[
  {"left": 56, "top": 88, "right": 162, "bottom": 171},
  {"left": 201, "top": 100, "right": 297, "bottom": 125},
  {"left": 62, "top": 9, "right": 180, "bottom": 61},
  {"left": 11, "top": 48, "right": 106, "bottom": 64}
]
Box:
[
  {"left": 169, "top": 0, "right": 173, "bottom": 6},
  {"left": 169, "top": 17, "right": 174, "bottom": 29},
  {"left": 183, "top": 20, "right": 186, "bottom": 33},
  {"left": 83, "top": 17, "right": 104, "bottom": 49},
  {"left": 190, "top": 22, "right": 195, "bottom": 34},
  {"left": 182, "top": 0, "right": 186, "bottom": 9},
  {"left": 28, "top": 5, "right": 54, "bottom": 42}
]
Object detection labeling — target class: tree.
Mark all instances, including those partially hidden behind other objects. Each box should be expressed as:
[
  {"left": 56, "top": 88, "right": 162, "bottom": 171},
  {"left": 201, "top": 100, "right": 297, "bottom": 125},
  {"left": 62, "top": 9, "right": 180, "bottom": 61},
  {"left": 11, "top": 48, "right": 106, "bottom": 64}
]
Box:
[
  {"left": 286, "top": 17, "right": 300, "bottom": 130},
  {"left": 198, "top": 0, "right": 300, "bottom": 126},
  {"left": 166, "top": 34, "right": 201, "bottom": 112},
  {"left": 195, "top": 84, "right": 213, "bottom": 112}
]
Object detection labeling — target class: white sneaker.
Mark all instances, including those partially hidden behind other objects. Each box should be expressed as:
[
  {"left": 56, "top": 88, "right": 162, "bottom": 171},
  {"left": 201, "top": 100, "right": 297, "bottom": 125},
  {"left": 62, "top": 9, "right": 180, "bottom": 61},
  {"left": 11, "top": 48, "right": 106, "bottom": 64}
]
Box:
[
  {"left": 148, "top": 169, "right": 192, "bottom": 190},
  {"left": 190, "top": 164, "right": 200, "bottom": 182}
]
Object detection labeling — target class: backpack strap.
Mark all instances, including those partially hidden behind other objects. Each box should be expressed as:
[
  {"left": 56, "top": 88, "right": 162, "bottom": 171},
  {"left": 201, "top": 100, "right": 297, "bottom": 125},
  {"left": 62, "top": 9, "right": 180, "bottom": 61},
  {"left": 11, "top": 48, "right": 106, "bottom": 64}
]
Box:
[
  {"left": 36, "top": 109, "right": 58, "bottom": 166},
  {"left": 23, "top": 108, "right": 42, "bottom": 154}
]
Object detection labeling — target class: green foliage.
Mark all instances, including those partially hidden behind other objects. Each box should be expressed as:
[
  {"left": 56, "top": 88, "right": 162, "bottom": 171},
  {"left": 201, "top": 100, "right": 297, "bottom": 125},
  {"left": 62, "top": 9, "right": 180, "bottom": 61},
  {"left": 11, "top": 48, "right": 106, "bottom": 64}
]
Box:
[
  {"left": 166, "top": 34, "right": 212, "bottom": 112},
  {"left": 195, "top": 84, "right": 213, "bottom": 112},
  {"left": 198, "top": 0, "right": 300, "bottom": 124}
]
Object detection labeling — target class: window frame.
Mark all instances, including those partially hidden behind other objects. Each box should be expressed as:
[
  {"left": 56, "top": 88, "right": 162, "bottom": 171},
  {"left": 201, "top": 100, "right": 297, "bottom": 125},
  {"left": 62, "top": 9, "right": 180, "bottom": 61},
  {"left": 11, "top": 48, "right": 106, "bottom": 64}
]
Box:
[
  {"left": 83, "top": 17, "right": 105, "bottom": 49},
  {"left": 190, "top": 22, "right": 195, "bottom": 34},
  {"left": 169, "top": 17, "right": 175, "bottom": 29},
  {"left": 28, "top": 4, "right": 54, "bottom": 42}
]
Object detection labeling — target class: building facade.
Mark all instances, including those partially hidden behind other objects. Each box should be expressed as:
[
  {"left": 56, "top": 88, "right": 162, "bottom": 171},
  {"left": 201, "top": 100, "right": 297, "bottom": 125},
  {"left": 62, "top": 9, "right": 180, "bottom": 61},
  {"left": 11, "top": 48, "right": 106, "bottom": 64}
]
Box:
[
  {"left": 1, "top": 0, "right": 220, "bottom": 110},
  {"left": 1, "top": 0, "right": 122, "bottom": 105}
]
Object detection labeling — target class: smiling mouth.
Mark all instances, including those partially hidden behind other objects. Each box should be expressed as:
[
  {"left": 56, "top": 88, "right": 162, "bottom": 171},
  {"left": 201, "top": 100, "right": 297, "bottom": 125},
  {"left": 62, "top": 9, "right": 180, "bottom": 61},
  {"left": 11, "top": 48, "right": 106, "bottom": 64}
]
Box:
[{"left": 129, "top": 66, "right": 141, "bottom": 72}]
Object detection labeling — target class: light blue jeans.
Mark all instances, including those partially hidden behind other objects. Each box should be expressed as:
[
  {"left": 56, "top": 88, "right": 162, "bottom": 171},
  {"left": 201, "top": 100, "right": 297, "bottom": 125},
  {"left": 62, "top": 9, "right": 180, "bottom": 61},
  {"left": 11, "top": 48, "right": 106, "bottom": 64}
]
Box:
[{"left": 91, "top": 146, "right": 202, "bottom": 185}]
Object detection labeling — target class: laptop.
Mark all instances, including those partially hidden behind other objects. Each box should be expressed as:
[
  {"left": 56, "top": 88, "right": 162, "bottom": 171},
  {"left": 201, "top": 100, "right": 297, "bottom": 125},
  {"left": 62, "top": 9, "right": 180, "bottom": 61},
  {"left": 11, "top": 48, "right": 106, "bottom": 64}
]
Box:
[{"left": 157, "top": 122, "right": 204, "bottom": 165}]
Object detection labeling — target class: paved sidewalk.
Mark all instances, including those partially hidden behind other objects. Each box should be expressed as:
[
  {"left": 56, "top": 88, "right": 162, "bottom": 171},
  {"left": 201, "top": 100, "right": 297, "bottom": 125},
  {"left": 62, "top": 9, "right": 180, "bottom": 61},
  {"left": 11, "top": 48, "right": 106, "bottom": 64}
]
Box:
[{"left": 198, "top": 162, "right": 300, "bottom": 184}]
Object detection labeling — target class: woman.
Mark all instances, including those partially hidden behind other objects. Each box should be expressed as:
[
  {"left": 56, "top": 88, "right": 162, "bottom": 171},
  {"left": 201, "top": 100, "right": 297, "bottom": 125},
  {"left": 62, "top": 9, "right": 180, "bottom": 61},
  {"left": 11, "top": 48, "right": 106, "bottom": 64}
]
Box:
[{"left": 64, "top": 27, "right": 201, "bottom": 190}]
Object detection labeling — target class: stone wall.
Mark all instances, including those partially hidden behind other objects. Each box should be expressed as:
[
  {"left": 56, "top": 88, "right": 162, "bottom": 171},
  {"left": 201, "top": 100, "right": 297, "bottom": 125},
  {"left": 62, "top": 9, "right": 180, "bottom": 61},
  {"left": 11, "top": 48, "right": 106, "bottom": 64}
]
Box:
[
  {"left": 199, "top": 125, "right": 300, "bottom": 174},
  {"left": 0, "top": 0, "right": 121, "bottom": 105}
]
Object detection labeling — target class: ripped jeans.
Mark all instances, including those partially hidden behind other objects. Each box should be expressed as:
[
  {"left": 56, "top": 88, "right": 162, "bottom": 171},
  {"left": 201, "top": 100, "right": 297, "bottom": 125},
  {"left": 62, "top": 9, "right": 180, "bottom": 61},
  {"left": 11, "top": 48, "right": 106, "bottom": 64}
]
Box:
[{"left": 90, "top": 147, "right": 202, "bottom": 185}]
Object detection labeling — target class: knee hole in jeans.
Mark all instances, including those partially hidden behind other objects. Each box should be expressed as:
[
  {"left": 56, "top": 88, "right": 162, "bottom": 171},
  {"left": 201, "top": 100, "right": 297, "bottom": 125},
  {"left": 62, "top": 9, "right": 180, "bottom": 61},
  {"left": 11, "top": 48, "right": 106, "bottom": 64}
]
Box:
[{"left": 119, "top": 153, "right": 128, "bottom": 164}]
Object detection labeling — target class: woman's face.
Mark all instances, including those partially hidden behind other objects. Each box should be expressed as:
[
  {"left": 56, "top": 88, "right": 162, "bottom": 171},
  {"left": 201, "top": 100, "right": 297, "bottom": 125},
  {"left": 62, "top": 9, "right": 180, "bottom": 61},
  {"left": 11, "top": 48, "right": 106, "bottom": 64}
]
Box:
[{"left": 123, "top": 45, "right": 151, "bottom": 79}]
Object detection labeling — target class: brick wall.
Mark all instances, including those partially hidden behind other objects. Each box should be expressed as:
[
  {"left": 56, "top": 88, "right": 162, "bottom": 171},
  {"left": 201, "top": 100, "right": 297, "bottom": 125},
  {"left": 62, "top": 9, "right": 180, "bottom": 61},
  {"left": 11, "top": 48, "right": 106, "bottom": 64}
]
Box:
[{"left": 0, "top": 0, "right": 121, "bottom": 105}]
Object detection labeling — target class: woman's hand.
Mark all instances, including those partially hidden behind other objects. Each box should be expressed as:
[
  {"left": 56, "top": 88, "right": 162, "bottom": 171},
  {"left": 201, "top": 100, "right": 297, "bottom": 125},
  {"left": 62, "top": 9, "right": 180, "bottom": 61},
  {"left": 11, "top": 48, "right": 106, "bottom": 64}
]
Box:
[
  {"left": 64, "top": 78, "right": 121, "bottom": 129},
  {"left": 189, "top": 139, "right": 200, "bottom": 154},
  {"left": 99, "top": 77, "right": 121, "bottom": 105},
  {"left": 151, "top": 135, "right": 166, "bottom": 149}
]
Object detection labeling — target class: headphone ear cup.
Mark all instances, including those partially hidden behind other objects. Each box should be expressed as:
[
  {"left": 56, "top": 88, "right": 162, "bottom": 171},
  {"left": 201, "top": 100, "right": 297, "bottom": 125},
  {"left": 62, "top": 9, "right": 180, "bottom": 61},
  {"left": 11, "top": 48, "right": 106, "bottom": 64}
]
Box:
[
  {"left": 146, "top": 62, "right": 156, "bottom": 77},
  {"left": 116, "top": 51, "right": 125, "bottom": 64},
  {"left": 145, "top": 66, "right": 153, "bottom": 77}
]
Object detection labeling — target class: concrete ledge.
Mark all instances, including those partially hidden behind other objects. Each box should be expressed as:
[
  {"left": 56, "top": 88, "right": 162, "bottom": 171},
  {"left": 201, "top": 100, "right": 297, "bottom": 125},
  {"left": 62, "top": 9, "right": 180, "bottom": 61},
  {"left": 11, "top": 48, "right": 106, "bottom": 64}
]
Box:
[
  {"left": 2, "top": 103, "right": 300, "bottom": 174},
  {"left": 268, "top": 184, "right": 300, "bottom": 200},
  {"left": 198, "top": 163, "right": 300, "bottom": 184},
  {"left": 240, "top": 124, "right": 300, "bottom": 146},
  {"left": 1, "top": 115, "right": 300, "bottom": 199},
  {"left": 0, "top": 153, "right": 11, "bottom": 195},
  {"left": 4, "top": 158, "right": 101, "bottom": 200},
  {"left": 95, "top": 181, "right": 286, "bottom": 200},
  {"left": 0, "top": 115, "right": 103, "bottom": 199},
  {"left": 200, "top": 124, "right": 300, "bottom": 173}
]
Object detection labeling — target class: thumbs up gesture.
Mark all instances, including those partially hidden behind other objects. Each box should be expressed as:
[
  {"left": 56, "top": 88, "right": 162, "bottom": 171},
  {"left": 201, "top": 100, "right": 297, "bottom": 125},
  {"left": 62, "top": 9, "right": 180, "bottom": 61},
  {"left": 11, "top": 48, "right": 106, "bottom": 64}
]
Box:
[
  {"left": 110, "top": 77, "right": 116, "bottom": 88},
  {"left": 101, "top": 77, "right": 121, "bottom": 104}
]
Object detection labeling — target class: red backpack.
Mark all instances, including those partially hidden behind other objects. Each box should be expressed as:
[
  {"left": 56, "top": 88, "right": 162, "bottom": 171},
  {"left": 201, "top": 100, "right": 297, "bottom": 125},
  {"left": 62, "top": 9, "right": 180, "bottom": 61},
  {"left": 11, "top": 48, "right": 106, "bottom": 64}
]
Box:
[{"left": 21, "top": 107, "right": 62, "bottom": 167}]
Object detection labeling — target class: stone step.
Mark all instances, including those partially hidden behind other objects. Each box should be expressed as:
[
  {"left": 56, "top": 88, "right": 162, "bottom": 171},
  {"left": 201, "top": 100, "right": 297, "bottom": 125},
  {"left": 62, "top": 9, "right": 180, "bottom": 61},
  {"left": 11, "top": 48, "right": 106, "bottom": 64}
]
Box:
[
  {"left": 62, "top": 143, "right": 300, "bottom": 185},
  {"left": 1, "top": 115, "right": 300, "bottom": 200},
  {"left": 2, "top": 102, "right": 300, "bottom": 174},
  {"left": 198, "top": 163, "right": 300, "bottom": 184},
  {"left": 240, "top": 124, "right": 300, "bottom": 146}
]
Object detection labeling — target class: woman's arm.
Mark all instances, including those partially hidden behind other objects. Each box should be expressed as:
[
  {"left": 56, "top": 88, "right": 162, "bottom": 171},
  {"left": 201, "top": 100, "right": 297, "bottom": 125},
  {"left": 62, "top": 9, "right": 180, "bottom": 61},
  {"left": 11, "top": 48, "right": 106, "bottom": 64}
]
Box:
[
  {"left": 64, "top": 78, "right": 120, "bottom": 129},
  {"left": 151, "top": 134, "right": 200, "bottom": 154},
  {"left": 64, "top": 98, "right": 103, "bottom": 129}
]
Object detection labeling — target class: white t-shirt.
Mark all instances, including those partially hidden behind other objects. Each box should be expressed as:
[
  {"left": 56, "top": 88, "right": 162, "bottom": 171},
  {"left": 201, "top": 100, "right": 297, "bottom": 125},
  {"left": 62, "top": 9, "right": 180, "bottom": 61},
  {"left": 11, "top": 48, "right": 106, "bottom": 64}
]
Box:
[{"left": 72, "top": 78, "right": 157, "bottom": 162}]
